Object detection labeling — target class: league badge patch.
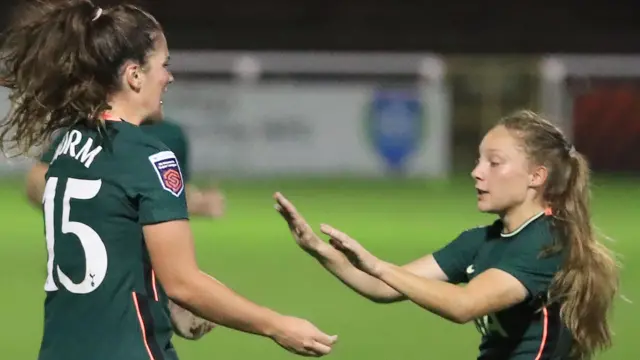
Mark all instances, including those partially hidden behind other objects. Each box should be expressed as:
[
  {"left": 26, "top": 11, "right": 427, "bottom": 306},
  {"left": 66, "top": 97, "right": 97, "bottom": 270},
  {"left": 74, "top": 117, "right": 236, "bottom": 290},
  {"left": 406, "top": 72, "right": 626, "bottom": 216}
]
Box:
[{"left": 148, "top": 151, "right": 184, "bottom": 197}]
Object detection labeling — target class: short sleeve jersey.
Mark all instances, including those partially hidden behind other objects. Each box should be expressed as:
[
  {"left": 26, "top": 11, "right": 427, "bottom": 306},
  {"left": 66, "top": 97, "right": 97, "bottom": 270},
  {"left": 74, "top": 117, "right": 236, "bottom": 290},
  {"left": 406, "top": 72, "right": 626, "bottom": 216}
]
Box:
[
  {"left": 432, "top": 212, "right": 573, "bottom": 360},
  {"left": 138, "top": 119, "right": 190, "bottom": 182},
  {"left": 38, "top": 121, "right": 188, "bottom": 360}
]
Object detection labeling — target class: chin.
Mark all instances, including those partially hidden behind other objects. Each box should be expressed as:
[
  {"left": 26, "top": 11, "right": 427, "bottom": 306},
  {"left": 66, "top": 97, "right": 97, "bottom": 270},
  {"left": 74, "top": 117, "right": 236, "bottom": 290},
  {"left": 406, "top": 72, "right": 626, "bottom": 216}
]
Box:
[
  {"left": 477, "top": 201, "right": 499, "bottom": 214},
  {"left": 146, "top": 109, "right": 164, "bottom": 122}
]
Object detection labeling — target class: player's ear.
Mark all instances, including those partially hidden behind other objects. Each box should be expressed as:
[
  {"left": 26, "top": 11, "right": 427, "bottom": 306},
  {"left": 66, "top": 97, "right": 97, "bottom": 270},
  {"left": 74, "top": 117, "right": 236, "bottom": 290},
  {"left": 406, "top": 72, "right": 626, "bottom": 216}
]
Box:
[
  {"left": 529, "top": 165, "right": 548, "bottom": 188},
  {"left": 123, "top": 61, "right": 143, "bottom": 92}
]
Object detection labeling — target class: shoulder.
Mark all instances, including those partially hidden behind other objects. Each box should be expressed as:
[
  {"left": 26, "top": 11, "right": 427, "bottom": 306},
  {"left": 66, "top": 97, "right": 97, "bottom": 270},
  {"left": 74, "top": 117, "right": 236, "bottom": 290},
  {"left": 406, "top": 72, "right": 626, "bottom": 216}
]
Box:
[
  {"left": 143, "top": 119, "right": 186, "bottom": 136},
  {"left": 511, "top": 216, "right": 556, "bottom": 250},
  {"left": 106, "top": 123, "right": 175, "bottom": 175},
  {"left": 158, "top": 118, "right": 184, "bottom": 132},
  {"left": 502, "top": 216, "right": 565, "bottom": 267},
  {"left": 116, "top": 122, "right": 171, "bottom": 153}
]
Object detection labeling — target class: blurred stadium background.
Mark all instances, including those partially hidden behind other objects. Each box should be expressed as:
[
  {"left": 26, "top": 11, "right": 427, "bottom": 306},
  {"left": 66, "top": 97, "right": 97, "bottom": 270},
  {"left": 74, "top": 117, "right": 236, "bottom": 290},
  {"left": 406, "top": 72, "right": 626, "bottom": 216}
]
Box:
[{"left": 1, "top": 1, "right": 639, "bottom": 359}]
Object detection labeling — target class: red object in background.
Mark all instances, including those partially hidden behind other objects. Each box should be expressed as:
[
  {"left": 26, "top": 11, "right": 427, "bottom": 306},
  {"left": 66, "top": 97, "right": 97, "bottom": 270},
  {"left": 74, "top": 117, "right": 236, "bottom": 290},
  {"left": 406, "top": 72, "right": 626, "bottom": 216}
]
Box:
[{"left": 572, "top": 81, "right": 640, "bottom": 173}]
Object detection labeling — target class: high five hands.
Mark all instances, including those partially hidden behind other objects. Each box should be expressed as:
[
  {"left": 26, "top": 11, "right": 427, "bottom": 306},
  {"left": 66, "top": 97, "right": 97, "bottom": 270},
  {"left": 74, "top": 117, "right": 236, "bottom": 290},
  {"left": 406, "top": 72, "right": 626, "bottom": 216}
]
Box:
[{"left": 274, "top": 192, "right": 384, "bottom": 278}]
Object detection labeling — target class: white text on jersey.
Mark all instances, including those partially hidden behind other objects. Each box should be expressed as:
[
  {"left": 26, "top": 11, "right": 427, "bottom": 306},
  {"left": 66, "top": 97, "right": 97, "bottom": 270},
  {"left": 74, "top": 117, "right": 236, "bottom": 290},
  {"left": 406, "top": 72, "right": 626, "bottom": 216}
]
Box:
[{"left": 51, "top": 130, "right": 103, "bottom": 168}]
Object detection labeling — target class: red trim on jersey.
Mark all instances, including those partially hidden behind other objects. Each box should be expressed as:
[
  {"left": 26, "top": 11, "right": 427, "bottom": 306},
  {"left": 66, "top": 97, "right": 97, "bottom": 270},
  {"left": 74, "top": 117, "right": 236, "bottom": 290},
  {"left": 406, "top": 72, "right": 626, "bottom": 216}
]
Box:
[
  {"left": 132, "top": 292, "right": 156, "bottom": 360},
  {"left": 99, "top": 111, "right": 120, "bottom": 121},
  {"left": 151, "top": 270, "right": 159, "bottom": 301},
  {"left": 535, "top": 306, "right": 549, "bottom": 360}
]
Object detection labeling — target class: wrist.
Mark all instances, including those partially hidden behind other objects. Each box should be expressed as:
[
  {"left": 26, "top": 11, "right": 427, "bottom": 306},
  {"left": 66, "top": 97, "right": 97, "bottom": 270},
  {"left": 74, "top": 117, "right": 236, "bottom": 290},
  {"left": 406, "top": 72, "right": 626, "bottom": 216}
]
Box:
[
  {"left": 309, "top": 240, "right": 331, "bottom": 256},
  {"left": 259, "top": 309, "right": 285, "bottom": 339},
  {"left": 372, "top": 260, "right": 392, "bottom": 279}
]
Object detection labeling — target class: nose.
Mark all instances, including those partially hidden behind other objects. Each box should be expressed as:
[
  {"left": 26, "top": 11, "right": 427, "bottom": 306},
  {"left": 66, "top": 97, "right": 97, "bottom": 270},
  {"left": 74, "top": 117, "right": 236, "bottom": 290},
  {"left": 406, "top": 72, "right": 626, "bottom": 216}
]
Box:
[
  {"left": 168, "top": 72, "right": 174, "bottom": 84},
  {"left": 471, "top": 162, "right": 483, "bottom": 181}
]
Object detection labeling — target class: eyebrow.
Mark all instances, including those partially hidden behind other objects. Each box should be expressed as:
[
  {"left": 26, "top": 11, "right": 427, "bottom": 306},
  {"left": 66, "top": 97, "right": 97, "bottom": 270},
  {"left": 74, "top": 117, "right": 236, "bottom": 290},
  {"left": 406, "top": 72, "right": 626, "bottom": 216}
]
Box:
[{"left": 479, "top": 148, "right": 507, "bottom": 158}]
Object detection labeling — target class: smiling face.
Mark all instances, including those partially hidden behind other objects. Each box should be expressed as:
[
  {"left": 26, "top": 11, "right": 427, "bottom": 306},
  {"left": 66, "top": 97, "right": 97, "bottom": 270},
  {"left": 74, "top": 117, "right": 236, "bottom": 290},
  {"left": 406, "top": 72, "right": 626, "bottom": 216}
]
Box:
[
  {"left": 471, "top": 125, "right": 537, "bottom": 214},
  {"left": 137, "top": 33, "right": 173, "bottom": 122}
]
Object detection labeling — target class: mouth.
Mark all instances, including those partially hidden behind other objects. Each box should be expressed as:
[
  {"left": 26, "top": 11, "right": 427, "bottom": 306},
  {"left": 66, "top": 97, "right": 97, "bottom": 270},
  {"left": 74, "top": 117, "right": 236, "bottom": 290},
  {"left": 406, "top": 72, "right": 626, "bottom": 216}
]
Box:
[{"left": 476, "top": 188, "right": 488, "bottom": 196}]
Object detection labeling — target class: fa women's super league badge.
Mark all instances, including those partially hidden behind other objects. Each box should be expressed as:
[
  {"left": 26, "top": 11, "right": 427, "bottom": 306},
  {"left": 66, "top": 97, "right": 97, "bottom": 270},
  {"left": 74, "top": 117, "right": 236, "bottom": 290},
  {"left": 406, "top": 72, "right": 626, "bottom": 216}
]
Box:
[{"left": 366, "top": 89, "right": 424, "bottom": 174}]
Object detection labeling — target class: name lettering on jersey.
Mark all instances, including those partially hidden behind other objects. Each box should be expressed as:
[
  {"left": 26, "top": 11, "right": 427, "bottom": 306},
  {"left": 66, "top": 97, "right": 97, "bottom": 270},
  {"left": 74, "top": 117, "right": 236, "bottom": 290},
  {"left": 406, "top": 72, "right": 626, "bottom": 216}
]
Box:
[
  {"left": 51, "top": 130, "right": 103, "bottom": 168},
  {"left": 149, "top": 151, "right": 184, "bottom": 197}
]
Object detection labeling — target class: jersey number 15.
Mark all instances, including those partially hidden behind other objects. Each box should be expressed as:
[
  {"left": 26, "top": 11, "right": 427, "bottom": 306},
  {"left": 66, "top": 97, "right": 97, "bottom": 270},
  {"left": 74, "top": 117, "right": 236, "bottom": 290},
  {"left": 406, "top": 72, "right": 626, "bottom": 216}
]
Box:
[{"left": 43, "top": 177, "right": 108, "bottom": 294}]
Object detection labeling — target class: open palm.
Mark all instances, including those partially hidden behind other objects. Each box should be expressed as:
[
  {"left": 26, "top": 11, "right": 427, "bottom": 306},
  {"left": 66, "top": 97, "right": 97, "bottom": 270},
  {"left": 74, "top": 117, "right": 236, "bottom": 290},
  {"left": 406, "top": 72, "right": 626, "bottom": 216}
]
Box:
[
  {"left": 273, "top": 192, "right": 326, "bottom": 255},
  {"left": 319, "top": 224, "right": 382, "bottom": 277}
]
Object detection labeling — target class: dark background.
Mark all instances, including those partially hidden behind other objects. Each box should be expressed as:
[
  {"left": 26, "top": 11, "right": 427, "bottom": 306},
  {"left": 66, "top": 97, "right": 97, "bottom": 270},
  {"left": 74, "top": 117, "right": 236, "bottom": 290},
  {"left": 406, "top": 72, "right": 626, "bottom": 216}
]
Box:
[
  {"left": 2, "top": 0, "right": 639, "bottom": 172},
  {"left": 2, "top": 0, "right": 639, "bottom": 52}
]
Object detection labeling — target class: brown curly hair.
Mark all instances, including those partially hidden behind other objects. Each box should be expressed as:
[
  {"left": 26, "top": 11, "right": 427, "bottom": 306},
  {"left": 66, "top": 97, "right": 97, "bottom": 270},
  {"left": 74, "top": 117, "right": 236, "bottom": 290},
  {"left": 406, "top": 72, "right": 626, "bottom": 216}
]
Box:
[{"left": 0, "top": 0, "right": 162, "bottom": 156}]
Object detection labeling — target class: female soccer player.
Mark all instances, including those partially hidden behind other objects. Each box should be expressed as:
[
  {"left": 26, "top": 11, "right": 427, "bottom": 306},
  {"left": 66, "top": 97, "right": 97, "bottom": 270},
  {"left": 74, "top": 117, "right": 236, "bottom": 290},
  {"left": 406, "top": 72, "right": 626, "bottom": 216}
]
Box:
[
  {"left": 275, "top": 110, "right": 619, "bottom": 359},
  {"left": 0, "top": 1, "right": 336, "bottom": 359}
]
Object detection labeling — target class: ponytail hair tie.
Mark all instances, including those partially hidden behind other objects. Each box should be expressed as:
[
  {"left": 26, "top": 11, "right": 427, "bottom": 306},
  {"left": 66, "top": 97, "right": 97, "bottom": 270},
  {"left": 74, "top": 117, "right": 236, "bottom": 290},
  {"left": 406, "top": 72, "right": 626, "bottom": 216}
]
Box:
[{"left": 92, "top": 7, "right": 103, "bottom": 22}]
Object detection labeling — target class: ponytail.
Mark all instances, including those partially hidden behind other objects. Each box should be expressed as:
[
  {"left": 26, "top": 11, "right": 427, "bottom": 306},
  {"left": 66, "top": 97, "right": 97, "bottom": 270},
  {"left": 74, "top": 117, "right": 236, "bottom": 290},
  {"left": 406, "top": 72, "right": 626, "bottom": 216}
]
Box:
[
  {"left": 0, "top": 0, "right": 160, "bottom": 157},
  {"left": 499, "top": 110, "right": 619, "bottom": 359},
  {"left": 549, "top": 151, "right": 619, "bottom": 359}
]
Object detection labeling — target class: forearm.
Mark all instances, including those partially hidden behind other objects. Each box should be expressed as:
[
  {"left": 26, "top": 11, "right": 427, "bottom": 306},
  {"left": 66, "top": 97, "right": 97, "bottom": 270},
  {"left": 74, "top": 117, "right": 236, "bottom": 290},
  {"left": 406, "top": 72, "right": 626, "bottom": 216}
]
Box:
[
  {"left": 26, "top": 180, "right": 44, "bottom": 207},
  {"left": 25, "top": 163, "right": 48, "bottom": 207},
  {"left": 376, "top": 262, "right": 470, "bottom": 323},
  {"left": 314, "top": 245, "right": 403, "bottom": 303},
  {"left": 168, "top": 271, "right": 281, "bottom": 337}
]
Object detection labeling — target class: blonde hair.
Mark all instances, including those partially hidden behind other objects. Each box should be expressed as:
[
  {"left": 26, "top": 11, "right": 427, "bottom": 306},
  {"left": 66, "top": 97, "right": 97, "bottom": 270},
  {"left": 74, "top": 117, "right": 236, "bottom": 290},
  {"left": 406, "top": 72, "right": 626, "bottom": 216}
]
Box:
[{"left": 499, "top": 110, "right": 619, "bottom": 359}]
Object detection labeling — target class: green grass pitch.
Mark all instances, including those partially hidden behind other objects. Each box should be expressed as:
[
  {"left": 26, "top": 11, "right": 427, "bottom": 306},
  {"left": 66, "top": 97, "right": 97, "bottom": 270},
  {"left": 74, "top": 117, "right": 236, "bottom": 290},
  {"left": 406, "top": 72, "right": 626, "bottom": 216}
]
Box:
[{"left": 0, "top": 176, "right": 637, "bottom": 359}]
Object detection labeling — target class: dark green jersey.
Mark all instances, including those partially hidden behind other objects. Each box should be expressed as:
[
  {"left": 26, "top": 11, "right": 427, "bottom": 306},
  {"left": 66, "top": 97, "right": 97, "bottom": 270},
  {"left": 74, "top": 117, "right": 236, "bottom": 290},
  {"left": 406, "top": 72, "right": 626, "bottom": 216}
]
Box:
[
  {"left": 41, "top": 119, "right": 191, "bottom": 182},
  {"left": 433, "top": 212, "right": 573, "bottom": 360},
  {"left": 38, "top": 121, "right": 188, "bottom": 360}
]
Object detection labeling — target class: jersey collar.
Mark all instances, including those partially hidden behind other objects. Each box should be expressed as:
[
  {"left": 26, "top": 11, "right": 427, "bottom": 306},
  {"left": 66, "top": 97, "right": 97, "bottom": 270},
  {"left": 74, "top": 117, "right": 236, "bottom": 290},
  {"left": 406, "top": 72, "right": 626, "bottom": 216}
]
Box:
[{"left": 500, "top": 211, "right": 546, "bottom": 238}]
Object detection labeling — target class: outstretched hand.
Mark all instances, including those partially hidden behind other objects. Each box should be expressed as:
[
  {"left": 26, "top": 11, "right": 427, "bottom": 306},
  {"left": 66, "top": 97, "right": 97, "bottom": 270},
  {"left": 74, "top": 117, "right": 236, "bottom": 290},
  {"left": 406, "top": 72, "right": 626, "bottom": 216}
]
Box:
[
  {"left": 320, "top": 224, "right": 383, "bottom": 277},
  {"left": 274, "top": 192, "right": 383, "bottom": 277},
  {"left": 274, "top": 192, "right": 326, "bottom": 255}
]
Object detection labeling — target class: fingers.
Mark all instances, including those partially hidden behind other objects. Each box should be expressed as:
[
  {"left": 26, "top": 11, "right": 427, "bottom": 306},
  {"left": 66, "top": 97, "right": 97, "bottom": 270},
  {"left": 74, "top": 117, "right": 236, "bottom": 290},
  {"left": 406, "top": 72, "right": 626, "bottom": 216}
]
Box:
[
  {"left": 274, "top": 192, "right": 298, "bottom": 217},
  {"left": 274, "top": 203, "right": 293, "bottom": 223},
  {"left": 328, "top": 238, "right": 344, "bottom": 251},
  {"left": 274, "top": 193, "right": 298, "bottom": 221},
  {"left": 314, "top": 333, "right": 338, "bottom": 346},
  {"left": 273, "top": 192, "right": 311, "bottom": 232},
  {"left": 320, "top": 224, "right": 351, "bottom": 246},
  {"left": 304, "top": 341, "right": 332, "bottom": 356}
]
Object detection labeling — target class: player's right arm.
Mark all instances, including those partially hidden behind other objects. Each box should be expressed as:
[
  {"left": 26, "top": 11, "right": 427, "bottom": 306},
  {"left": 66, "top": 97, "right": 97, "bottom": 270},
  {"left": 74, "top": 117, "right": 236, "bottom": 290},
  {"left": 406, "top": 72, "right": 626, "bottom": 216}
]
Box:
[
  {"left": 138, "top": 150, "right": 336, "bottom": 357},
  {"left": 25, "top": 132, "right": 64, "bottom": 207},
  {"left": 274, "top": 193, "right": 452, "bottom": 304},
  {"left": 25, "top": 161, "right": 49, "bottom": 207}
]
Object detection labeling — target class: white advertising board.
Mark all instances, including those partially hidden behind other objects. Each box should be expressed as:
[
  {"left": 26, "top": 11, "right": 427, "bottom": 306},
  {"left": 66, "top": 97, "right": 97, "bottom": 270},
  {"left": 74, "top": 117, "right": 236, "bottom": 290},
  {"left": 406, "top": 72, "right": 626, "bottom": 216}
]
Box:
[{"left": 162, "top": 80, "right": 450, "bottom": 177}]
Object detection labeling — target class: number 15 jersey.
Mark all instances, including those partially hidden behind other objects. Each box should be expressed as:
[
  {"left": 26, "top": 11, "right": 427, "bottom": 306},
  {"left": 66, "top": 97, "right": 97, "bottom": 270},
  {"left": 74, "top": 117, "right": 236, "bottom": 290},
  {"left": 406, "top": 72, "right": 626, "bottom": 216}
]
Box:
[{"left": 38, "top": 121, "right": 189, "bottom": 360}]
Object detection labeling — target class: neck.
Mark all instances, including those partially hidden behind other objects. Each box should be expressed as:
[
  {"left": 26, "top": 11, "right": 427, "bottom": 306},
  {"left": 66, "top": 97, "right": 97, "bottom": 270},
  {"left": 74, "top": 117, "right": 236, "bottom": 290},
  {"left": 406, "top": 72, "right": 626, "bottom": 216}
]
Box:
[
  {"left": 501, "top": 202, "right": 546, "bottom": 233},
  {"left": 106, "top": 98, "right": 144, "bottom": 126}
]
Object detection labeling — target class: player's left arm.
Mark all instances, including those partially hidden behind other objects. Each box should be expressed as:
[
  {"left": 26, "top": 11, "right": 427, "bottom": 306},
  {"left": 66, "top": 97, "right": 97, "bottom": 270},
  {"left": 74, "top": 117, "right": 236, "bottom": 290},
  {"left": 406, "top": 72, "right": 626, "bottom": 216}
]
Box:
[
  {"left": 173, "top": 125, "right": 225, "bottom": 218},
  {"left": 375, "top": 234, "right": 560, "bottom": 324},
  {"left": 376, "top": 264, "right": 527, "bottom": 324}
]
